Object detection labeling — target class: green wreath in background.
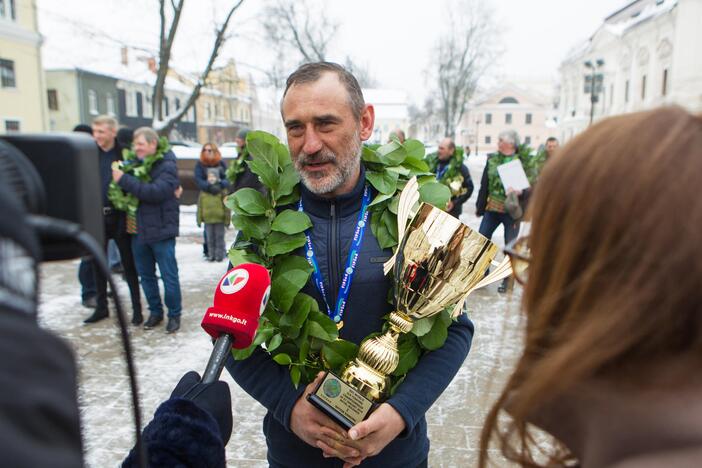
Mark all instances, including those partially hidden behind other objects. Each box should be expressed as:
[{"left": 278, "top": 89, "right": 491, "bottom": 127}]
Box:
[{"left": 225, "top": 132, "right": 457, "bottom": 392}]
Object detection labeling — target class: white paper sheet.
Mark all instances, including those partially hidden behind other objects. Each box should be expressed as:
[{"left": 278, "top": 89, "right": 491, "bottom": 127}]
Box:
[{"left": 496, "top": 159, "right": 530, "bottom": 192}]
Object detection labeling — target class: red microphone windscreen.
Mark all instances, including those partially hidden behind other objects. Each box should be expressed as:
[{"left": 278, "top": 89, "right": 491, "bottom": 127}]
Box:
[{"left": 201, "top": 263, "right": 270, "bottom": 349}]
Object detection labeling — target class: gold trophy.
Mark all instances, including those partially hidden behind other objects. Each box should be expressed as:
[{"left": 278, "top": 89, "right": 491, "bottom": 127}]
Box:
[{"left": 308, "top": 202, "right": 499, "bottom": 429}]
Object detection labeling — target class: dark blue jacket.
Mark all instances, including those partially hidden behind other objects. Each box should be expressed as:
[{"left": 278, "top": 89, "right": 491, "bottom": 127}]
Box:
[
  {"left": 194, "top": 160, "right": 230, "bottom": 192},
  {"left": 225, "top": 168, "right": 474, "bottom": 467},
  {"left": 118, "top": 150, "right": 180, "bottom": 244}
]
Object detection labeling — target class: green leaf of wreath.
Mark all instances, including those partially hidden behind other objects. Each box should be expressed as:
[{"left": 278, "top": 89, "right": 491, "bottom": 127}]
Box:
[
  {"left": 271, "top": 209, "right": 313, "bottom": 235},
  {"left": 418, "top": 182, "right": 451, "bottom": 208},
  {"left": 321, "top": 340, "right": 359, "bottom": 372},
  {"left": 392, "top": 333, "right": 421, "bottom": 376},
  {"left": 272, "top": 353, "right": 292, "bottom": 365},
  {"left": 265, "top": 231, "right": 306, "bottom": 257},
  {"left": 366, "top": 170, "right": 399, "bottom": 195},
  {"left": 227, "top": 248, "right": 265, "bottom": 268},
  {"left": 232, "top": 214, "right": 271, "bottom": 240},
  {"left": 307, "top": 311, "right": 339, "bottom": 341},
  {"left": 280, "top": 293, "right": 315, "bottom": 338},
  {"left": 270, "top": 257, "right": 313, "bottom": 314},
  {"left": 230, "top": 188, "right": 270, "bottom": 216},
  {"left": 418, "top": 310, "right": 452, "bottom": 350},
  {"left": 277, "top": 164, "right": 300, "bottom": 201}
]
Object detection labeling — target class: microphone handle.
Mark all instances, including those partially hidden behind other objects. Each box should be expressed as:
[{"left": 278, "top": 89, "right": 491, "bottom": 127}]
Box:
[{"left": 201, "top": 334, "right": 233, "bottom": 384}]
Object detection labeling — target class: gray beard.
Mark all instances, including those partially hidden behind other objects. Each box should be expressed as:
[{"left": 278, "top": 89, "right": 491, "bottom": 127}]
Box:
[{"left": 296, "top": 137, "right": 362, "bottom": 195}]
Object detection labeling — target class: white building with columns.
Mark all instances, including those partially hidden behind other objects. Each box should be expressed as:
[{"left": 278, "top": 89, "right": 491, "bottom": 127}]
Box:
[{"left": 557, "top": 0, "right": 702, "bottom": 142}]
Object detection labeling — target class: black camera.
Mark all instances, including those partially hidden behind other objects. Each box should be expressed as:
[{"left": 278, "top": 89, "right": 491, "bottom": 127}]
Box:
[{"left": 0, "top": 133, "right": 104, "bottom": 261}]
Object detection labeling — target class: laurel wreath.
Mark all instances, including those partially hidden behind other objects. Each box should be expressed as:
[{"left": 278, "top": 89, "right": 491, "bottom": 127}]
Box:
[{"left": 226, "top": 131, "right": 455, "bottom": 389}]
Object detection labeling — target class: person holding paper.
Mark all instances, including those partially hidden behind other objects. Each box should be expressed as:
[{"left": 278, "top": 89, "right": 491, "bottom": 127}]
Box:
[{"left": 475, "top": 129, "right": 533, "bottom": 293}]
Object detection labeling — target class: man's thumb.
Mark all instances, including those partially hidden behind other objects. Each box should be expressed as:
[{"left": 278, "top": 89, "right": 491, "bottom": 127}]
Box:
[{"left": 348, "top": 419, "right": 373, "bottom": 441}]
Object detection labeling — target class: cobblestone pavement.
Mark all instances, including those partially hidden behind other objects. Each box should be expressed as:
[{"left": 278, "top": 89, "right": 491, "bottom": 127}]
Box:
[{"left": 38, "top": 158, "right": 525, "bottom": 467}]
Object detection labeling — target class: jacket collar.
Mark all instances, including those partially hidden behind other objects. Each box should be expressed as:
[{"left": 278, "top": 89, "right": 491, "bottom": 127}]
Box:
[{"left": 300, "top": 164, "right": 367, "bottom": 219}]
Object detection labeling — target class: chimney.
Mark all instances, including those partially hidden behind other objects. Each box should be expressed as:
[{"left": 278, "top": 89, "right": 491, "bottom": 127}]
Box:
[
  {"left": 147, "top": 57, "right": 157, "bottom": 73},
  {"left": 121, "top": 47, "right": 128, "bottom": 66}
]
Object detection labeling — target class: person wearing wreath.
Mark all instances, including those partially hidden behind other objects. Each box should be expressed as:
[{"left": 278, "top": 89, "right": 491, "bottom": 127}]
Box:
[
  {"left": 224, "top": 62, "right": 473, "bottom": 467},
  {"left": 428, "top": 137, "right": 473, "bottom": 219}
]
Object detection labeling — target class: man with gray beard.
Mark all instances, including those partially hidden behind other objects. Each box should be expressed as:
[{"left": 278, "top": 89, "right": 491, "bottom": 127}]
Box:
[{"left": 225, "top": 62, "right": 473, "bottom": 468}]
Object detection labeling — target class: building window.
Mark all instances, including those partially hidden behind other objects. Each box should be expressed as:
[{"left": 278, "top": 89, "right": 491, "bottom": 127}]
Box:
[
  {"left": 485, "top": 135, "right": 491, "bottom": 144},
  {"left": 525, "top": 113, "right": 532, "bottom": 124},
  {"left": 5, "top": 119, "right": 20, "bottom": 132},
  {"left": 175, "top": 98, "right": 181, "bottom": 111},
  {"left": 524, "top": 136, "right": 531, "bottom": 145},
  {"left": 126, "top": 90, "right": 137, "bottom": 117},
  {"left": 144, "top": 94, "right": 153, "bottom": 118},
  {"left": 106, "top": 93, "right": 115, "bottom": 115},
  {"left": 485, "top": 113, "right": 492, "bottom": 124},
  {"left": 505, "top": 113, "right": 512, "bottom": 124},
  {"left": 662, "top": 69, "right": 668, "bottom": 96},
  {"left": 0, "top": 0, "right": 17, "bottom": 20},
  {"left": 0, "top": 58, "right": 16, "bottom": 88},
  {"left": 47, "top": 89, "right": 59, "bottom": 111},
  {"left": 205, "top": 103, "right": 212, "bottom": 120},
  {"left": 625, "top": 80, "right": 630, "bottom": 103},
  {"left": 498, "top": 96, "right": 519, "bottom": 104},
  {"left": 88, "top": 89, "right": 98, "bottom": 115},
  {"left": 641, "top": 75, "right": 647, "bottom": 100},
  {"left": 163, "top": 98, "right": 169, "bottom": 117}
]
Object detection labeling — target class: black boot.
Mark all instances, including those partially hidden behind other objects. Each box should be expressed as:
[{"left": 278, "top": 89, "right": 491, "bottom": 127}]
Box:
[
  {"left": 166, "top": 317, "right": 180, "bottom": 334},
  {"left": 131, "top": 311, "right": 144, "bottom": 325},
  {"left": 143, "top": 315, "right": 163, "bottom": 329},
  {"left": 84, "top": 308, "right": 109, "bottom": 324}
]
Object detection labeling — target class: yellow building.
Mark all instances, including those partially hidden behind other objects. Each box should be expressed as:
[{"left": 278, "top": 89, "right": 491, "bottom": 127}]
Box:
[{"left": 0, "top": 0, "right": 47, "bottom": 133}]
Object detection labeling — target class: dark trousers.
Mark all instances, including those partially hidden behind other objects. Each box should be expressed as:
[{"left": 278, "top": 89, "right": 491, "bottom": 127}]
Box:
[
  {"left": 78, "top": 258, "right": 96, "bottom": 300},
  {"left": 94, "top": 212, "right": 141, "bottom": 315},
  {"left": 478, "top": 210, "right": 520, "bottom": 246},
  {"left": 204, "top": 223, "right": 225, "bottom": 261}
]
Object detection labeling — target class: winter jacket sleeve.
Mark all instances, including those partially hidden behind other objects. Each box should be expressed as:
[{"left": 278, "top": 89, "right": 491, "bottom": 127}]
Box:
[
  {"left": 118, "top": 160, "right": 179, "bottom": 204},
  {"left": 194, "top": 163, "right": 210, "bottom": 192},
  {"left": 219, "top": 162, "right": 231, "bottom": 190},
  {"left": 475, "top": 160, "right": 489, "bottom": 216},
  {"left": 224, "top": 347, "right": 305, "bottom": 432},
  {"left": 451, "top": 164, "right": 474, "bottom": 208},
  {"left": 386, "top": 313, "right": 473, "bottom": 437}
]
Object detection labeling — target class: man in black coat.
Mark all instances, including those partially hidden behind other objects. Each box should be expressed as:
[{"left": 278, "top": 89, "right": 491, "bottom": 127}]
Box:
[
  {"left": 113, "top": 127, "right": 182, "bottom": 333},
  {"left": 84, "top": 115, "right": 142, "bottom": 325}
]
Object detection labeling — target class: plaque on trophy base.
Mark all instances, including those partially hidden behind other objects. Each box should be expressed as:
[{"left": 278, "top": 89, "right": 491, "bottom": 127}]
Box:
[{"left": 308, "top": 372, "right": 376, "bottom": 430}]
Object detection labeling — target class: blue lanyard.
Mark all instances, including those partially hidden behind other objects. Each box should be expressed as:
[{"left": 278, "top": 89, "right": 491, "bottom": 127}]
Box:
[
  {"left": 436, "top": 163, "right": 449, "bottom": 180},
  {"left": 298, "top": 185, "right": 371, "bottom": 324}
]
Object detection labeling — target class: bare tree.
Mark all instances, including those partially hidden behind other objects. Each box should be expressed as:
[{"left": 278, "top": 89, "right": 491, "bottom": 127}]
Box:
[
  {"left": 432, "top": 0, "right": 498, "bottom": 138},
  {"left": 152, "top": 0, "right": 245, "bottom": 136}
]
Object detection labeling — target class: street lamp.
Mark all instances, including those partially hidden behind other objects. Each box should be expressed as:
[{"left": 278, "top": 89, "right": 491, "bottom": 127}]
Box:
[{"left": 584, "top": 58, "right": 605, "bottom": 126}]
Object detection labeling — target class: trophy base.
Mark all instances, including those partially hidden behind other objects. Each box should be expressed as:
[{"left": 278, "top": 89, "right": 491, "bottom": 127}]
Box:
[{"left": 307, "top": 372, "right": 376, "bottom": 430}]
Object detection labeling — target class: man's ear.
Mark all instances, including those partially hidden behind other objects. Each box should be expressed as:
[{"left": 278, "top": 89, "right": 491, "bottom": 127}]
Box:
[{"left": 359, "top": 104, "right": 375, "bottom": 141}]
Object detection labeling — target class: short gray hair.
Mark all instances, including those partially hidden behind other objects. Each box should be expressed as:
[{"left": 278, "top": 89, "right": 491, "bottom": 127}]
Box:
[
  {"left": 133, "top": 127, "right": 159, "bottom": 145},
  {"left": 282, "top": 62, "right": 365, "bottom": 120},
  {"left": 498, "top": 129, "right": 520, "bottom": 147}
]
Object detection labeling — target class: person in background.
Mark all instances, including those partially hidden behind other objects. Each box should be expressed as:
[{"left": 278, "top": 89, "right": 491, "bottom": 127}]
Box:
[
  {"left": 112, "top": 127, "right": 182, "bottom": 333},
  {"left": 84, "top": 116, "right": 142, "bottom": 325},
  {"left": 195, "top": 143, "right": 230, "bottom": 262},
  {"left": 388, "top": 128, "right": 406, "bottom": 144},
  {"left": 480, "top": 107, "right": 702, "bottom": 468},
  {"left": 475, "top": 129, "right": 531, "bottom": 293},
  {"left": 429, "top": 137, "right": 473, "bottom": 219},
  {"left": 73, "top": 124, "right": 98, "bottom": 309},
  {"left": 227, "top": 128, "right": 265, "bottom": 194}
]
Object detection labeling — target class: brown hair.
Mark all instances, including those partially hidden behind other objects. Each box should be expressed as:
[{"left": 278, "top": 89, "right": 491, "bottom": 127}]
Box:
[
  {"left": 200, "top": 142, "right": 222, "bottom": 167},
  {"left": 479, "top": 107, "right": 702, "bottom": 467},
  {"left": 282, "top": 62, "right": 365, "bottom": 120}
]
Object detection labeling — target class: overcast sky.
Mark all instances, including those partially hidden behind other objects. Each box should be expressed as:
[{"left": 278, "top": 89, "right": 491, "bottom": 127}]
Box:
[{"left": 37, "top": 0, "right": 628, "bottom": 103}]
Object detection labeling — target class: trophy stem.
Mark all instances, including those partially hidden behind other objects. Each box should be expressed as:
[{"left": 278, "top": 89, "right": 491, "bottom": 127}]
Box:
[{"left": 340, "top": 311, "right": 412, "bottom": 401}]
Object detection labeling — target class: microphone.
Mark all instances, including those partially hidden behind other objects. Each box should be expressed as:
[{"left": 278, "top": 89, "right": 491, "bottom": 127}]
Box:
[{"left": 200, "top": 263, "right": 270, "bottom": 384}]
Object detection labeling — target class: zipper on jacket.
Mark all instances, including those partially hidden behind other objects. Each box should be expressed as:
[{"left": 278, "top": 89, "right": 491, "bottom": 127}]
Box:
[{"left": 329, "top": 202, "right": 339, "bottom": 309}]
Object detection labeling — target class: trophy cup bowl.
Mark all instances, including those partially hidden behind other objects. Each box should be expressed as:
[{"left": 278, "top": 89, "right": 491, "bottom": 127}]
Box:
[{"left": 308, "top": 203, "right": 498, "bottom": 429}]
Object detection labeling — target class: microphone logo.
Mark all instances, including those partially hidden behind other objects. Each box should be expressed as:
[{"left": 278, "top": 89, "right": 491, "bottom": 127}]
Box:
[{"left": 220, "top": 269, "right": 249, "bottom": 295}]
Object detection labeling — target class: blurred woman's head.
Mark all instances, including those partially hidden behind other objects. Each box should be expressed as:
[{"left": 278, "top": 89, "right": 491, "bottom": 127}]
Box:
[
  {"left": 480, "top": 107, "right": 702, "bottom": 466},
  {"left": 200, "top": 142, "right": 222, "bottom": 167}
]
